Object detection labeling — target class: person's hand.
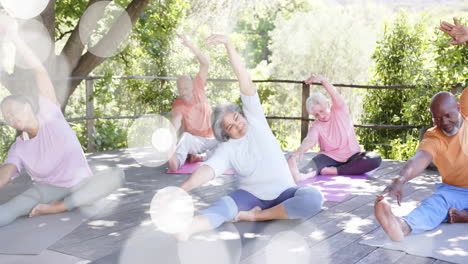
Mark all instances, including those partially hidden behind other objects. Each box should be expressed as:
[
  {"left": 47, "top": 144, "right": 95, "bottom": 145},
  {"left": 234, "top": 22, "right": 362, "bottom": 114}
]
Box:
[
  {"left": 305, "top": 74, "right": 327, "bottom": 85},
  {"left": 0, "top": 15, "right": 18, "bottom": 42},
  {"left": 205, "top": 34, "right": 231, "bottom": 46},
  {"left": 176, "top": 33, "right": 191, "bottom": 47},
  {"left": 439, "top": 17, "right": 468, "bottom": 45},
  {"left": 377, "top": 177, "right": 405, "bottom": 206},
  {"left": 290, "top": 150, "right": 304, "bottom": 162}
]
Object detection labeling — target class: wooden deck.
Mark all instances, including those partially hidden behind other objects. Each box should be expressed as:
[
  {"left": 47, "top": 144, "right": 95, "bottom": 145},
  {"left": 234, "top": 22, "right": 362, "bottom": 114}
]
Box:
[{"left": 1, "top": 149, "right": 456, "bottom": 264}]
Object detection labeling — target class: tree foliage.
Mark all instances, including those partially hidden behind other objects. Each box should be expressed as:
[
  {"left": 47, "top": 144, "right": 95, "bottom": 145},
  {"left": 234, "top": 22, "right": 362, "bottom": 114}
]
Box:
[{"left": 358, "top": 13, "right": 468, "bottom": 159}]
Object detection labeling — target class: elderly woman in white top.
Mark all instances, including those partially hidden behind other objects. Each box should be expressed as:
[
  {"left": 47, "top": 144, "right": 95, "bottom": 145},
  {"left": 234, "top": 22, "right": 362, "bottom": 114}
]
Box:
[{"left": 176, "top": 35, "right": 323, "bottom": 240}]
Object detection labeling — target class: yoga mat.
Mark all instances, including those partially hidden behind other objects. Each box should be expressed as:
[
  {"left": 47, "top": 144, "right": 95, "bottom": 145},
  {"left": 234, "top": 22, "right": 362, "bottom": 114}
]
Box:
[
  {"left": 92, "top": 223, "right": 242, "bottom": 264},
  {"left": 93, "top": 220, "right": 305, "bottom": 264},
  {"left": 166, "top": 162, "right": 235, "bottom": 175},
  {"left": 0, "top": 249, "right": 88, "bottom": 264},
  {"left": 0, "top": 198, "right": 110, "bottom": 255},
  {"left": 297, "top": 174, "right": 369, "bottom": 202},
  {"left": 359, "top": 224, "right": 468, "bottom": 264}
]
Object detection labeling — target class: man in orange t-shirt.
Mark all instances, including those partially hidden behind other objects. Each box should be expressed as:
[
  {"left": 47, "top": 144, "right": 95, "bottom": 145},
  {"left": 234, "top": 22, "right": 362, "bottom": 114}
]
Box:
[
  {"left": 168, "top": 34, "right": 217, "bottom": 172},
  {"left": 373, "top": 18, "right": 468, "bottom": 242}
]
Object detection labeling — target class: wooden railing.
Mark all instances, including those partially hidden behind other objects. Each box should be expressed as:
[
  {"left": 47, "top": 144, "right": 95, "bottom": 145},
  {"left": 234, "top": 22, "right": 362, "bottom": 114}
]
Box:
[
  {"left": 70, "top": 76, "right": 425, "bottom": 152},
  {"left": 2, "top": 76, "right": 432, "bottom": 152}
]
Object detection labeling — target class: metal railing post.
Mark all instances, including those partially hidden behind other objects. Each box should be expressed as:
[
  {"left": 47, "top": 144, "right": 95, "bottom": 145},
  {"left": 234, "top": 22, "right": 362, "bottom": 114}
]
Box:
[
  {"left": 301, "top": 82, "right": 310, "bottom": 143},
  {"left": 85, "top": 79, "right": 96, "bottom": 152}
]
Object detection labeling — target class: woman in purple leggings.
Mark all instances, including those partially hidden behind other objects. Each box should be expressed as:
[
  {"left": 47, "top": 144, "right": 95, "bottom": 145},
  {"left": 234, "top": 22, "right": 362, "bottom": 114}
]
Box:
[
  {"left": 174, "top": 35, "right": 324, "bottom": 240},
  {"left": 288, "top": 75, "right": 382, "bottom": 183}
]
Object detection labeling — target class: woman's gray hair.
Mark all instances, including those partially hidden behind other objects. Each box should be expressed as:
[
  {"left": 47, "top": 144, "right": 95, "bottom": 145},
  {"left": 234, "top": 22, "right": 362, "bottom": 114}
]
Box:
[
  {"left": 305, "top": 92, "right": 329, "bottom": 113},
  {"left": 211, "top": 102, "right": 244, "bottom": 142}
]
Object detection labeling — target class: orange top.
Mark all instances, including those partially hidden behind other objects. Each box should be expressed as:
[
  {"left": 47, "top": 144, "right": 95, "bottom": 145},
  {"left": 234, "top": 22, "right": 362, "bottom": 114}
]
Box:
[
  {"left": 172, "top": 74, "right": 214, "bottom": 138},
  {"left": 418, "top": 88, "right": 468, "bottom": 188}
]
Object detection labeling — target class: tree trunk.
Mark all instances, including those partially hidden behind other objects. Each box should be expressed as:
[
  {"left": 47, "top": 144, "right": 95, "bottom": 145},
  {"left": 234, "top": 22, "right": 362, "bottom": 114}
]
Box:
[
  {"left": 62, "top": 0, "right": 151, "bottom": 110},
  {"left": 1, "top": 0, "right": 151, "bottom": 113}
]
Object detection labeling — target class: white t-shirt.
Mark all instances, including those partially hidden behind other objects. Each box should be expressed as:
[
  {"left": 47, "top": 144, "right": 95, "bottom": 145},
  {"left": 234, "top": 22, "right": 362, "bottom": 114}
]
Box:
[{"left": 204, "top": 91, "right": 296, "bottom": 200}]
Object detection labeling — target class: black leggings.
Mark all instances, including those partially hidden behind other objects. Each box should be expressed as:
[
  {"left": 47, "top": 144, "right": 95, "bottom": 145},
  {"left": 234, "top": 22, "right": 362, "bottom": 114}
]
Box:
[{"left": 300, "top": 151, "right": 382, "bottom": 176}]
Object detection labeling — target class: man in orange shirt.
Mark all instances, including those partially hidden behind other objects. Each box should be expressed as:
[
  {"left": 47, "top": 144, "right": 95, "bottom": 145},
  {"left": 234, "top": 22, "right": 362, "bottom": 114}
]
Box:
[
  {"left": 374, "top": 17, "right": 468, "bottom": 241},
  {"left": 168, "top": 34, "right": 217, "bottom": 172}
]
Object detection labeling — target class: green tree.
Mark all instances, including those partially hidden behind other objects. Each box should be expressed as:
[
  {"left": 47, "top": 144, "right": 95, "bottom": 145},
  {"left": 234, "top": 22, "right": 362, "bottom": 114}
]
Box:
[
  {"left": 1, "top": 0, "right": 155, "bottom": 111},
  {"left": 358, "top": 12, "right": 430, "bottom": 158},
  {"left": 358, "top": 13, "right": 468, "bottom": 159}
]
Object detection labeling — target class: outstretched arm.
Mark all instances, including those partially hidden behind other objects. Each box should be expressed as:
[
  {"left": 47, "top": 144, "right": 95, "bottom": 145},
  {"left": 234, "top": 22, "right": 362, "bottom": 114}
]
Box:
[
  {"left": 178, "top": 34, "right": 210, "bottom": 82},
  {"left": 305, "top": 74, "right": 345, "bottom": 108},
  {"left": 206, "top": 34, "right": 255, "bottom": 96},
  {"left": 292, "top": 128, "right": 318, "bottom": 161},
  {"left": 0, "top": 164, "right": 18, "bottom": 189},
  {"left": 180, "top": 165, "right": 215, "bottom": 192},
  {"left": 439, "top": 17, "right": 468, "bottom": 45},
  {"left": 171, "top": 113, "right": 183, "bottom": 133},
  {"left": 379, "top": 150, "right": 432, "bottom": 206},
  {"left": 0, "top": 15, "right": 58, "bottom": 103}
]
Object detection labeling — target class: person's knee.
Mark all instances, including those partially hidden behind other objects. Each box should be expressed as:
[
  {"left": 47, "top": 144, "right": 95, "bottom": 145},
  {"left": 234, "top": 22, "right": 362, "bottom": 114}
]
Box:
[
  {"left": 201, "top": 196, "right": 238, "bottom": 228},
  {"left": 179, "top": 132, "right": 196, "bottom": 147},
  {"left": 421, "top": 193, "right": 449, "bottom": 209},
  {"left": 100, "top": 168, "right": 126, "bottom": 190},
  {"left": 287, "top": 187, "right": 323, "bottom": 219},
  {"left": 365, "top": 151, "right": 382, "bottom": 169},
  {"left": 300, "top": 187, "right": 324, "bottom": 209},
  {"left": 175, "top": 132, "right": 195, "bottom": 163},
  {"left": 0, "top": 205, "right": 18, "bottom": 227}
]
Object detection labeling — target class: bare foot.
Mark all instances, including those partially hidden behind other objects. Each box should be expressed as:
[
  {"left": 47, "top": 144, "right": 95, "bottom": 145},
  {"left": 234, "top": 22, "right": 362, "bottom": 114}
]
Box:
[
  {"left": 188, "top": 154, "right": 205, "bottom": 163},
  {"left": 168, "top": 155, "right": 180, "bottom": 172},
  {"left": 320, "top": 166, "right": 338, "bottom": 175},
  {"left": 29, "top": 201, "right": 65, "bottom": 217},
  {"left": 448, "top": 207, "right": 468, "bottom": 223},
  {"left": 234, "top": 206, "right": 262, "bottom": 222},
  {"left": 374, "top": 197, "right": 408, "bottom": 242}
]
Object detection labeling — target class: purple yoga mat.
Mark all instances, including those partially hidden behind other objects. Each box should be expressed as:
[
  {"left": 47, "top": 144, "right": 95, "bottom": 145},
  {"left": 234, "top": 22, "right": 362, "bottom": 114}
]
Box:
[
  {"left": 166, "top": 162, "right": 235, "bottom": 175},
  {"left": 297, "top": 174, "right": 370, "bottom": 202}
]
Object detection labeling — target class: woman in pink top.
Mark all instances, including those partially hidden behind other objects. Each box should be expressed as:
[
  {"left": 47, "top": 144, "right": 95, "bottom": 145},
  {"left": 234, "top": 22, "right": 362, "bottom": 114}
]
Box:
[
  {"left": 0, "top": 17, "right": 123, "bottom": 227},
  {"left": 288, "top": 75, "right": 381, "bottom": 183}
]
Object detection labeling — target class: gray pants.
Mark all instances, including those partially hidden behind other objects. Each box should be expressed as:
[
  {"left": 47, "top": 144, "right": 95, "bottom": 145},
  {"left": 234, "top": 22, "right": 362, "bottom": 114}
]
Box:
[
  {"left": 175, "top": 132, "right": 218, "bottom": 167},
  {"left": 0, "top": 168, "right": 125, "bottom": 227}
]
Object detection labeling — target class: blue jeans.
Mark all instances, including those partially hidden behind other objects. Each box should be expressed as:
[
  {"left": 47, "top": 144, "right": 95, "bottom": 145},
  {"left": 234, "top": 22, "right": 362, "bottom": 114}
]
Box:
[{"left": 402, "top": 183, "right": 468, "bottom": 234}]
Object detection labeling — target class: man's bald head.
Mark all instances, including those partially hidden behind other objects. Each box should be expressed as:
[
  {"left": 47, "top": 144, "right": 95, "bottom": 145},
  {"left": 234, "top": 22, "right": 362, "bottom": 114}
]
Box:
[
  {"left": 176, "top": 75, "right": 194, "bottom": 102},
  {"left": 430, "top": 91, "right": 458, "bottom": 112},
  {"left": 430, "top": 91, "right": 461, "bottom": 136}
]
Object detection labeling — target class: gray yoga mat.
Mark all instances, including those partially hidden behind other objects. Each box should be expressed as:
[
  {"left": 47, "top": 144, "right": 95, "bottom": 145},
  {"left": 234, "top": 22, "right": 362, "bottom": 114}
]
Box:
[
  {"left": 0, "top": 167, "right": 123, "bottom": 255},
  {"left": 359, "top": 224, "right": 468, "bottom": 264},
  {"left": 0, "top": 249, "right": 89, "bottom": 264},
  {"left": 0, "top": 198, "right": 111, "bottom": 255},
  {"left": 92, "top": 219, "right": 305, "bottom": 264},
  {"left": 92, "top": 223, "right": 242, "bottom": 264}
]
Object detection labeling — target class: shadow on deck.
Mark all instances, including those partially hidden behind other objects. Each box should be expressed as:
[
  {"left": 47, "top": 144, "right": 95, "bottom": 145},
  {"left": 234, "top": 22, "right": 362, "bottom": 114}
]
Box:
[{"left": 0, "top": 149, "right": 453, "bottom": 264}]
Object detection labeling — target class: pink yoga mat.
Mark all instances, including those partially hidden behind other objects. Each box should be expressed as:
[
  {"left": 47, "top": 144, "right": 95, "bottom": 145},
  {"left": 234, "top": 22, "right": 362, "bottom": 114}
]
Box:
[
  {"left": 297, "top": 173, "right": 370, "bottom": 202},
  {"left": 166, "top": 162, "right": 235, "bottom": 175}
]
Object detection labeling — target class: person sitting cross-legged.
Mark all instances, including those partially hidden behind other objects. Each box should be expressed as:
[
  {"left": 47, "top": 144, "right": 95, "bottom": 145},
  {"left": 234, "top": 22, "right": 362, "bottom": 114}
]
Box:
[
  {"left": 374, "top": 17, "right": 468, "bottom": 242},
  {"left": 174, "top": 35, "right": 324, "bottom": 240},
  {"left": 0, "top": 16, "right": 124, "bottom": 227},
  {"left": 288, "top": 75, "right": 382, "bottom": 183},
  {"left": 167, "top": 34, "right": 218, "bottom": 172}
]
